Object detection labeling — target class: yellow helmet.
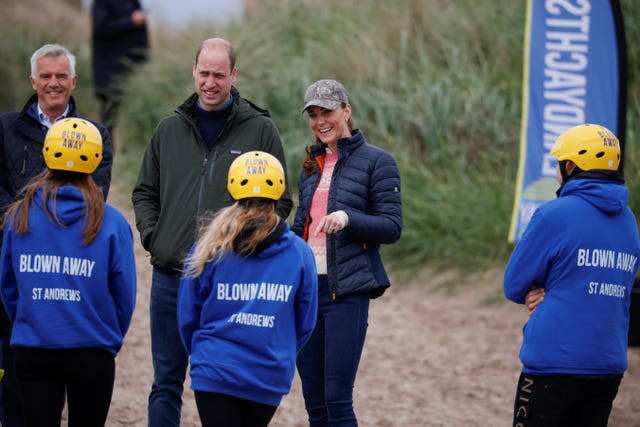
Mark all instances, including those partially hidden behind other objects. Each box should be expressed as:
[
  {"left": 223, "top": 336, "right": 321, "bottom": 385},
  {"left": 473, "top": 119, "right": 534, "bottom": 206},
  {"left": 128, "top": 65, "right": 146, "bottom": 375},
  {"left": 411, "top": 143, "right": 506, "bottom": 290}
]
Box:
[
  {"left": 227, "top": 151, "right": 285, "bottom": 201},
  {"left": 43, "top": 118, "right": 103, "bottom": 174},
  {"left": 550, "top": 123, "right": 620, "bottom": 171}
]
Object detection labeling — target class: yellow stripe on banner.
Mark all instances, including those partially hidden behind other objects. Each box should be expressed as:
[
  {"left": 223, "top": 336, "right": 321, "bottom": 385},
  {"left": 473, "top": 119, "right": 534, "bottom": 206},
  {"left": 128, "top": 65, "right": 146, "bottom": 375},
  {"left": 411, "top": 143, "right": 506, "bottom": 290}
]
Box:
[{"left": 508, "top": 0, "right": 534, "bottom": 243}]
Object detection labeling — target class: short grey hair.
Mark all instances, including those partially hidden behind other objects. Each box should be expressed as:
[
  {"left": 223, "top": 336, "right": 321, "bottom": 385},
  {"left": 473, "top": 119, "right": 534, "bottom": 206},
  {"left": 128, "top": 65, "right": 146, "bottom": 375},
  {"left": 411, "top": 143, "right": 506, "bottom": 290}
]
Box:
[{"left": 30, "top": 44, "right": 76, "bottom": 78}]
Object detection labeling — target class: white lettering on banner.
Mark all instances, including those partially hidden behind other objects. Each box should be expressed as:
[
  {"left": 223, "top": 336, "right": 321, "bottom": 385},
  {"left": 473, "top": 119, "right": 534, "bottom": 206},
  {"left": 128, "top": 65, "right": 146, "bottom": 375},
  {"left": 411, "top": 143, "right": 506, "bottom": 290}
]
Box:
[
  {"left": 576, "top": 248, "right": 638, "bottom": 273},
  {"left": 217, "top": 282, "right": 293, "bottom": 302},
  {"left": 19, "top": 254, "right": 96, "bottom": 278},
  {"left": 541, "top": 2, "right": 591, "bottom": 177}
]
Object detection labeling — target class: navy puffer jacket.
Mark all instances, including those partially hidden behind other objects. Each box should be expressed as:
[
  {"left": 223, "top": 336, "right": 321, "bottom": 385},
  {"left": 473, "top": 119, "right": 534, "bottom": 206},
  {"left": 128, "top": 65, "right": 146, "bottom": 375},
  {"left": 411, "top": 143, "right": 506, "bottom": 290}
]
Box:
[{"left": 292, "top": 129, "right": 402, "bottom": 298}]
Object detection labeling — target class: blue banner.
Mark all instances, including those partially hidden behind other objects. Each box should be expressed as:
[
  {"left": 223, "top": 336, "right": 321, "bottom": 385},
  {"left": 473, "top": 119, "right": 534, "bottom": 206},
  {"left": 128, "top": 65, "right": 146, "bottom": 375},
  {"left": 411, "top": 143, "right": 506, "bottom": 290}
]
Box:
[{"left": 509, "top": 0, "right": 626, "bottom": 242}]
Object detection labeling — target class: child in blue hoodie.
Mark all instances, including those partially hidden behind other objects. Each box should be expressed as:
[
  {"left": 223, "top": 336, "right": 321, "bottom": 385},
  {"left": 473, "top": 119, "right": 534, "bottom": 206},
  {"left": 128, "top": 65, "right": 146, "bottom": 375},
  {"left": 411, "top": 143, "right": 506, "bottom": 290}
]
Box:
[
  {"left": 178, "top": 151, "right": 318, "bottom": 427},
  {"left": 0, "top": 118, "right": 136, "bottom": 426},
  {"left": 504, "top": 124, "right": 640, "bottom": 427}
]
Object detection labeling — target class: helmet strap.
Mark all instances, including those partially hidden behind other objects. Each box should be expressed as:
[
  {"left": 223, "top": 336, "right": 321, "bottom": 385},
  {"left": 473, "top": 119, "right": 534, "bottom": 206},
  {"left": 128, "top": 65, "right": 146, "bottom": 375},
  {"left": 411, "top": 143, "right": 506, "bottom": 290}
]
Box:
[{"left": 559, "top": 160, "right": 583, "bottom": 183}]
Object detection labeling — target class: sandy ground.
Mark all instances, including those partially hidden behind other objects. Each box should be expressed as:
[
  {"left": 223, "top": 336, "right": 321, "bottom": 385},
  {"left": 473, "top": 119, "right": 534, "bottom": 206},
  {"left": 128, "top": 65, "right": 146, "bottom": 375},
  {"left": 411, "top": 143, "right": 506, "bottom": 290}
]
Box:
[{"left": 103, "top": 186, "right": 640, "bottom": 427}]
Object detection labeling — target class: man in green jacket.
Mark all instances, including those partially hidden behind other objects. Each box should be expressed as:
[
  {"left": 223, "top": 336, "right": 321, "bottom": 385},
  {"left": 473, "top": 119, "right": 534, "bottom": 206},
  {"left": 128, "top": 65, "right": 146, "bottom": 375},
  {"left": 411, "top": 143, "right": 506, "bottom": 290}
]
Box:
[{"left": 131, "top": 37, "right": 292, "bottom": 427}]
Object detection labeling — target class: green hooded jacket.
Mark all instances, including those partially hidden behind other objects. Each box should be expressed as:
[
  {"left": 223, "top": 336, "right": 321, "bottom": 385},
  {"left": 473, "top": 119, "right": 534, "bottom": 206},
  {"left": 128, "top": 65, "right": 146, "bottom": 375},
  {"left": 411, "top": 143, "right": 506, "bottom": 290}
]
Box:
[{"left": 132, "top": 88, "right": 293, "bottom": 270}]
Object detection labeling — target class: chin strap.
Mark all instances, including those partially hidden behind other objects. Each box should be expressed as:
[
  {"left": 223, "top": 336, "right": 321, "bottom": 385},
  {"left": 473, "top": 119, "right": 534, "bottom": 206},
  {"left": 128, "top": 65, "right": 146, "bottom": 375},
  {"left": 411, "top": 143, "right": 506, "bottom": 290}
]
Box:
[{"left": 558, "top": 160, "right": 583, "bottom": 182}]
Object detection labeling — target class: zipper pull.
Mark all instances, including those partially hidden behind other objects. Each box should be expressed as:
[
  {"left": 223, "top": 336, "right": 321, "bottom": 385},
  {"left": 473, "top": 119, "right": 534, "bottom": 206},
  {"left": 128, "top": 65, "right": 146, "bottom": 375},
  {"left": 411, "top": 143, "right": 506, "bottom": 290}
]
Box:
[
  {"left": 21, "top": 145, "right": 27, "bottom": 175},
  {"left": 201, "top": 155, "right": 208, "bottom": 174}
]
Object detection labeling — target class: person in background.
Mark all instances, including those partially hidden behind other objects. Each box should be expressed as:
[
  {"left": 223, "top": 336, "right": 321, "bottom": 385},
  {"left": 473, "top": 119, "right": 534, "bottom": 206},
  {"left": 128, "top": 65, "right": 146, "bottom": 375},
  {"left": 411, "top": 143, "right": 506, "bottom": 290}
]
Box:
[
  {"left": 0, "top": 118, "right": 135, "bottom": 427},
  {"left": 0, "top": 43, "right": 113, "bottom": 427},
  {"left": 293, "top": 79, "right": 403, "bottom": 426},
  {"left": 504, "top": 124, "right": 640, "bottom": 427},
  {"left": 132, "top": 37, "right": 293, "bottom": 427},
  {"left": 91, "top": 0, "right": 149, "bottom": 148},
  {"left": 178, "top": 151, "right": 317, "bottom": 427}
]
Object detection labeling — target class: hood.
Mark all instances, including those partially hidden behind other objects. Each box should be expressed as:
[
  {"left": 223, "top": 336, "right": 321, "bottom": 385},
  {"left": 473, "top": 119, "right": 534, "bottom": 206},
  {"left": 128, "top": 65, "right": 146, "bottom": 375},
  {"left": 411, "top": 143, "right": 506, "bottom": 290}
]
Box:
[
  {"left": 559, "top": 179, "right": 628, "bottom": 216},
  {"left": 253, "top": 220, "right": 295, "bottom": 259},
  {"left": 34, "top": 185, "right": 86, "bottom": 227}
]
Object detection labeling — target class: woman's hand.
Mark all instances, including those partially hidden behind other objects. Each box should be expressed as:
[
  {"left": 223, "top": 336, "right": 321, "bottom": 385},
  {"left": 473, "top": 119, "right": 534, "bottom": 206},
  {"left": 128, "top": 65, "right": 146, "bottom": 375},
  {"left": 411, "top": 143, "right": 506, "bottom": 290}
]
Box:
[{"left": 313, "top": 210, "right": 348, "bottom": 236}]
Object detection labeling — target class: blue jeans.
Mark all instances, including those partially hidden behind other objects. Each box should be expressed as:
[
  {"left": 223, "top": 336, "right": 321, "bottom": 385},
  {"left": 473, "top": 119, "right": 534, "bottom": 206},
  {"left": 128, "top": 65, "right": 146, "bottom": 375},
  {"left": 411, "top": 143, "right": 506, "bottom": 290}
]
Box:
[
  {"left": 148, "top": 267, "right": 188, "bottom": 427},
  {"left": 296, "top": 276, "right": 369, "bottom": 427}
]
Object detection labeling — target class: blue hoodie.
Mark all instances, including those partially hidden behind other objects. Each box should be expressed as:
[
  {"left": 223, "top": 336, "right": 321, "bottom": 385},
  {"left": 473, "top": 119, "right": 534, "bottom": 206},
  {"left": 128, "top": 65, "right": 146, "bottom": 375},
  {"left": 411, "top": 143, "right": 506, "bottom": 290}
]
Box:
[
  {"left": 504, "top": 178, "right": 640, "bottom": 376},
  {"left": 0, "top": 185, "right": 136, "bottom": 355},
  {"left": 178, "top": 223, "right": 318, "bottom": 407}
]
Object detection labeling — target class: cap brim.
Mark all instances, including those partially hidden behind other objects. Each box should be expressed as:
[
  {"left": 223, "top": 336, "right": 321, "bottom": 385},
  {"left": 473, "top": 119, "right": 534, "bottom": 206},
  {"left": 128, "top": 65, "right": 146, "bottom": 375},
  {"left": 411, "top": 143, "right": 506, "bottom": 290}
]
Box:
[{"left": 302, "top": 99, "right": 342, "bottom": 113}]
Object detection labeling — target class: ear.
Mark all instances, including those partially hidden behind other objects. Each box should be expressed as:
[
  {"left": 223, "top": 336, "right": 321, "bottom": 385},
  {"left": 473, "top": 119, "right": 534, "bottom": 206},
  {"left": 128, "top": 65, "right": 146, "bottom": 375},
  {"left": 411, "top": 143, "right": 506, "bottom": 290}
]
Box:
[
  {"left": 230, "top": 67, "right": 237, "bottom": 84},
  {"left": 343, "top": 103, "right": 352, "bottom": 119},
  {"left": 565, "top": 160, "right": 576, "bottom": 175}
]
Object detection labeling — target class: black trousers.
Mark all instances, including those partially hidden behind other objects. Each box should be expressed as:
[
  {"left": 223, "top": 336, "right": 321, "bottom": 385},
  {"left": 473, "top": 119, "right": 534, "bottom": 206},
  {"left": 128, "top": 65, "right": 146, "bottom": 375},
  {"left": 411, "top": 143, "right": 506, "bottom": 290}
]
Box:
[
  {"left": 512, "top": 372, "right": 622, "bottom": 427},
  {"left": 0, "top": 337, "right": 24, "bottom": 426},
  {"left": 194, "top": 391, "right": 277, "bottom": 427},
  {"left": 14, "top": 347, "right": 115, "bottom": 427}
]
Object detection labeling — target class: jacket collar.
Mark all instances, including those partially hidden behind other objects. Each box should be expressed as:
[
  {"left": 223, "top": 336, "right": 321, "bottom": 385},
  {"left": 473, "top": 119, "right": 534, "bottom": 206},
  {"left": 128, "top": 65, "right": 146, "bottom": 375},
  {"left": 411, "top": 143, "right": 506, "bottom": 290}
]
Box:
[
  {"left": 556, "top": 170, "right": 624, "bottom": 197},
  {"left": 177, "top": 86, "right": 242, "bottom": 122},
  {"left": 310, "top": 128, "right": 365, "bottom": 160},
  {"left": 20, "top": 94, "right": 77, "bottom": 124}
]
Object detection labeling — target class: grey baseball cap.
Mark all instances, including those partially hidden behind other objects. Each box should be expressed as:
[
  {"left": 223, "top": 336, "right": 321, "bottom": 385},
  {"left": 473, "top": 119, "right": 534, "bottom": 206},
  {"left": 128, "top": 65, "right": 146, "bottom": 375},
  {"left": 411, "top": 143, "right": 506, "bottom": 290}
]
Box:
[{"left": 302, "top": 79, "right": 349, "bottom": 112}]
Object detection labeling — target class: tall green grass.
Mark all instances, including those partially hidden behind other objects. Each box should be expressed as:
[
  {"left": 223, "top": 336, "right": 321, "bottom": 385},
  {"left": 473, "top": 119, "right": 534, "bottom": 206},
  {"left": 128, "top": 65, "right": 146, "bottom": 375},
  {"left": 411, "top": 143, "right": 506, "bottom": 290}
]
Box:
[
  {"left": 4, "top": 0, "right": 640, "bottom": 280},
  {"left": 114, "top": 0, "right": 528, "bottom": 276}
]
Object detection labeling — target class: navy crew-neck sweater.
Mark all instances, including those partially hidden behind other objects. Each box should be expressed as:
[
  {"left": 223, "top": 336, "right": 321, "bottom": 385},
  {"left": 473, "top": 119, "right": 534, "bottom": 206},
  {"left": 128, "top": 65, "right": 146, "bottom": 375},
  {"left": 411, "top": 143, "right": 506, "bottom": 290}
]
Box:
[{"left": 195, "top": 96, "right": 233, "bottom": 149}]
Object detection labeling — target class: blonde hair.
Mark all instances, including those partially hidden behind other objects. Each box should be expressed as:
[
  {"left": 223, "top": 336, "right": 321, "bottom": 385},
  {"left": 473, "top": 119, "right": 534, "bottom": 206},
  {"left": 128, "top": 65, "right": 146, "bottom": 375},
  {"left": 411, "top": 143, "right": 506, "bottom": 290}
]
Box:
[
  {"left": 2, "top": 170, "right": 104, "bottom": 245},
  {"left": 184, "top": 198, "right": 279, "bottom": 277}
]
